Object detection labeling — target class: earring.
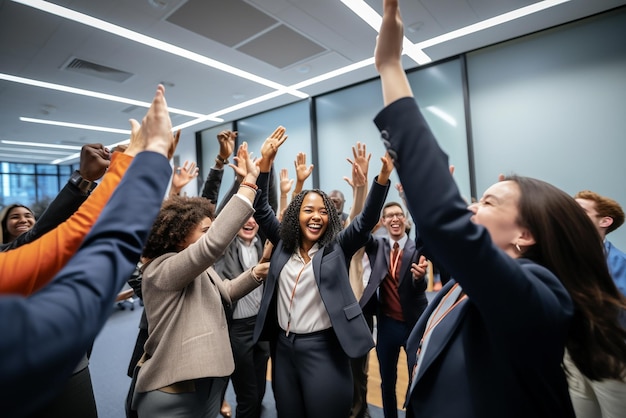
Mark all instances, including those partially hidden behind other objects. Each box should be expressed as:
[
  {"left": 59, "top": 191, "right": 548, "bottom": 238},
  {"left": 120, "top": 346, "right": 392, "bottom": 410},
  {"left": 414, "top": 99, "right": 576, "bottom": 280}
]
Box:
[{"left": 515, "top": 243, "right": 522, "bottom": 253}]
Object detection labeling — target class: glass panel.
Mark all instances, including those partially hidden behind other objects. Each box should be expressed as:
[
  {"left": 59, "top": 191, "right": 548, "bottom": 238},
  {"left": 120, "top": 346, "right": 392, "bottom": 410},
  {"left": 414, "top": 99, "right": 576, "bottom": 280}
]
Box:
[
  {"left": 237, "top": 100, "right": 312, "bottom": 203},
  {"left": 34, "top": 175, "right": 62, "bottom": 216},
  {"left": 199, "top": 122, "right": 236, "bottom": 206},
  {"left": 36, "top": 164, "right": 59, "bottom": 175},
  {"left": 0, "top": 173, "right": 37, "bottom": 209},
  {"left": 407, "top": 59, "right": 470, "bottom": 201},
  {"left": 315, "top": 78, "right": 386, "bottom": 213},
  {"left": 0, "top": 162, "right": 35, "bottom": 174},
  {"left": 59, "top": 165, "right": 72, "bottom": 177}
]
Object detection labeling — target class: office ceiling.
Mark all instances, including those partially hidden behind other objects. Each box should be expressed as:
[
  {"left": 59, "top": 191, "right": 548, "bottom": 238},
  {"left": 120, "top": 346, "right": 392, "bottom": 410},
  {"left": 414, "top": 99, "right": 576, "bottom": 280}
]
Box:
[{"left": 0, "top": 0, "right": 624, "bottom": 164}]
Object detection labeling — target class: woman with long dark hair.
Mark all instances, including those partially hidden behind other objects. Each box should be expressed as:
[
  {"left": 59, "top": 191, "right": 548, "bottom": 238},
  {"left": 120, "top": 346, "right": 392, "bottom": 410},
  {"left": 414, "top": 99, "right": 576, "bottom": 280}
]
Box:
[{"left": 372, "top": 1, "right": 626, "bottom": 416}]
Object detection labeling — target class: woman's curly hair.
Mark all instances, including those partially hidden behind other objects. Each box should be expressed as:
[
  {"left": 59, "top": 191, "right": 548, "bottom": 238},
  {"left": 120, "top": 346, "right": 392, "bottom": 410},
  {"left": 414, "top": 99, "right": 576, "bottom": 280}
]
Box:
[
  {"left": 143, "top": 196, "right": 214, "bottom": 259},
  {"left": 279, "top": 189, "right": 344, "bottom": 253}
]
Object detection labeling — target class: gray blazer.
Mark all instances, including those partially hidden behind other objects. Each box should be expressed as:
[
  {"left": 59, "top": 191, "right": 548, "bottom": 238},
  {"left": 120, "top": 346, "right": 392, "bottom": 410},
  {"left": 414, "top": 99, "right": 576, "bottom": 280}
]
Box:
[{"left": 136, "top": 195, "right": 260, "bottom": 393}]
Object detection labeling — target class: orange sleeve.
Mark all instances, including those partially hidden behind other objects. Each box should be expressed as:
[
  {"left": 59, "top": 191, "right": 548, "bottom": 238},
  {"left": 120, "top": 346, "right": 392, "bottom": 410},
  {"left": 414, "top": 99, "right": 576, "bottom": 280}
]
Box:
[{"left": 0, "top": 152, "right": 133, "bottom": 295}]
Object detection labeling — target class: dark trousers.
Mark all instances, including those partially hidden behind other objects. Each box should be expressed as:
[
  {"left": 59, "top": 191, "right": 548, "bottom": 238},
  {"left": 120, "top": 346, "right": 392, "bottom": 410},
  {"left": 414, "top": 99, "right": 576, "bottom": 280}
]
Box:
[
  {"left": 230, "top": 315, "right": 270, "bottom": 418},
  {"left": 274, "top": 329, "right": 352, "bottom": 418},
  {"left": 350, "top": 314, "right": 374, "bottom": 418},
  {"left": 29, "top": 365, "right": 97, "bottom": 418},
  {"left": 376, "top": 315, "right": 411, "bottom": 418}
]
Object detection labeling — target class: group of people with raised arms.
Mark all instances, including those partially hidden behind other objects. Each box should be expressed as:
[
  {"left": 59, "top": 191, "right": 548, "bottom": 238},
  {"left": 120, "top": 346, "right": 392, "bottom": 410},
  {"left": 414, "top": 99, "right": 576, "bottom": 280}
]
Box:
[{"left": 1, "top": 2, "right": 625, "bottom": 418}]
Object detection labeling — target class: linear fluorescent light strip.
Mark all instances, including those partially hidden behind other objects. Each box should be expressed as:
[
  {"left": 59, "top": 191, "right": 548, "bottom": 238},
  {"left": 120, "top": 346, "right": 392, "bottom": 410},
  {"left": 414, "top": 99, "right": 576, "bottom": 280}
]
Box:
[
  {"left": 0, "top": 153, "right": 57, "bottom": 161},
  {"left": 339, "top": 0, "right": 431, "bottom": 65},
  {"left": 0, "top": 73, "right": 218, "bottom": 121},
  {"left": 416, "top": 0, "right": 571, "bottom": 49},
  {"left": 0, "top": 146, "right": 73, "bottom": 155},
  {"left": 12, "top": 0, "right": 307, "bottom": 100},
  {"left": 9, "top": 0, "right": 572, "bottom": 155},
  {"left": 20, "top": 117, "right": 131, "bottom": 134},
  {"left": 1, "top": 140, "right": 82, "bottom": 150}
]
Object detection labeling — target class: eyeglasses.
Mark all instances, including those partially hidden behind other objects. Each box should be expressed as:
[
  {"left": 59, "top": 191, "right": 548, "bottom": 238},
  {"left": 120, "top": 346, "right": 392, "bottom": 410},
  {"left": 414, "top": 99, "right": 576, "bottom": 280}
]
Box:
[{"left": 383, "top": 212, "right": 405, "bottom": 220}]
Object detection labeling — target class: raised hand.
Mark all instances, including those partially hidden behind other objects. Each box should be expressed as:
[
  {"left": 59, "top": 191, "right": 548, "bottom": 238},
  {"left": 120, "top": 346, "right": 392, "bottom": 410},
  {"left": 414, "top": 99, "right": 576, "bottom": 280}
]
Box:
[
  {"left": 280, "top": 168, "right": 294, "bottom": 196},
  {"left": 352, "top": 142, "right": 371, "bottom": 180},
  {"left": 142, "top": 85, "right": 178, "bottom": 159},
  {"left": 217, "top": 130, "right": 237, "bottom": 161},
  {"left": 294, "top": 152, "right": 314, "bottom": 184},
  {"left": 411, "top": 255, "right": 428, "bottom": 279},
  {"left": 79, "top": 143, "right": 110, "bottom": 181},
  {"left": 171, "top": 160, "right": 199, "bottom": 195},
  {"left": 378, "top": 151, "right": 394, "bottom": 185},
  {"left": 232, "top": 142, "right": 259, "bottom": 183},
  {"left": 258, "top": 126, "right": 288, "bottom": 171},
  {"left": 344, "top": 159, "right": 366, "bottom": 189},
  {"left": 375, "top": 0, "right": 404, "bottom": 73},
  {"left": 376, "top": 0, "right": 413, "bottom": 106},
  {"left": 345, "top": 141, "right": 370, "bottom": 189}
]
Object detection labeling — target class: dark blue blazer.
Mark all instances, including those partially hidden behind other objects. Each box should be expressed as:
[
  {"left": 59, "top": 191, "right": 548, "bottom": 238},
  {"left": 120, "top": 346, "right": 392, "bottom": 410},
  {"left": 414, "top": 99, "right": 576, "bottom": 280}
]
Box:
[
  {"left": 252, "top": 172, "right": 389, "bottom": 358},
  {"left": 0, "top": 151, "right": 171, "bottom": 417},
  {"left": 374, "top": 98, "right": 575, "bottom": 417},
  {"left": 361, "top": 236, "right": 428, "bottom": 328}
]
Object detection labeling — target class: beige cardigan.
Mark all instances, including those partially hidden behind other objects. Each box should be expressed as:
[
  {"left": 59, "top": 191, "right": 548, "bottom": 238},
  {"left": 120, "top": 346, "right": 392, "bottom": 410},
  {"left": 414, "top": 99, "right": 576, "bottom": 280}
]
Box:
[{"left": 136, "top": 195, "right": 260, "bottom": 393}]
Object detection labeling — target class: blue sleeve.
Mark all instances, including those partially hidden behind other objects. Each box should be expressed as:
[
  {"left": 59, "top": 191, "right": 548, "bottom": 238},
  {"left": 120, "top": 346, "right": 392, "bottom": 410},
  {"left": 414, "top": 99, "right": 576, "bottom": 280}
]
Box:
[{"left": 0, "top": 151, "right": 171, "bottom": 417}]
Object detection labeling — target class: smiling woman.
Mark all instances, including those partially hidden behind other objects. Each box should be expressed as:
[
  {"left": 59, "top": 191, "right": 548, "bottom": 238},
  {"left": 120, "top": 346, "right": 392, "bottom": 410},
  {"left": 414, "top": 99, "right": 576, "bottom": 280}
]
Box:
[
  {"left": 249, "top": 126, "right": 392, "bottom": 418},
  {"left": 0, "top": 204, "right": 35, "bottom": 244}
]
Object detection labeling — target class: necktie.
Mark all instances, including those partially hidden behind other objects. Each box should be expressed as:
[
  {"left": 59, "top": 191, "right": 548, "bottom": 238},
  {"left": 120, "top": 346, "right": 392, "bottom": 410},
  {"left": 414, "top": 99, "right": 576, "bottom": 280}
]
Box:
[{"left": 390, "top": 241, "right": 402, "bottom": 279}]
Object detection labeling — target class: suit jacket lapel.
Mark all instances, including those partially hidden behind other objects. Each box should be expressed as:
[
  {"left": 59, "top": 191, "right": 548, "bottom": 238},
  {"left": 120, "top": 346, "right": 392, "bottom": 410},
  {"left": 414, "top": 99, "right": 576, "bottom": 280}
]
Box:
[
  {"left": 413, "top": 295, "right": 469, "bottom": 384},
  {"left": 398, "top": 239, "right": 415, "bottom": 285}
]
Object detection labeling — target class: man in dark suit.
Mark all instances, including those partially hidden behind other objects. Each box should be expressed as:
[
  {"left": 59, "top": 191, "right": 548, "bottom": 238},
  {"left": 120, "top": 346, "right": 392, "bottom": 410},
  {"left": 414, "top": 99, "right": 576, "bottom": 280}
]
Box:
[
  {"left": 215, "top": 216, "right": 270, "bottom": 418},
  {"left": 361, "top": 202, "right": 428, "bottom": 418}
]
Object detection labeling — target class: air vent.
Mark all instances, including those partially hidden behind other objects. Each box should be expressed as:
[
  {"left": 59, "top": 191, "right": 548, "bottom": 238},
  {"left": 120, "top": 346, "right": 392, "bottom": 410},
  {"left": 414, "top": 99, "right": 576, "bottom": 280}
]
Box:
[{"left": 61, "top": 58, "right": 134, "bottom": 82}]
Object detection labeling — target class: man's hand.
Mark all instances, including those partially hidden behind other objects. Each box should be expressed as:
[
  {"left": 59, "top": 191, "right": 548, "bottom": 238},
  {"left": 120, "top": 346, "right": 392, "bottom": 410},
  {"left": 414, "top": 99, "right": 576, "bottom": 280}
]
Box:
[
  {"left": 79, "top": 143, "right": 110, "bottom": 181},
  {"left": 411, "top": 256, "right": 428, "bottom": 279}
]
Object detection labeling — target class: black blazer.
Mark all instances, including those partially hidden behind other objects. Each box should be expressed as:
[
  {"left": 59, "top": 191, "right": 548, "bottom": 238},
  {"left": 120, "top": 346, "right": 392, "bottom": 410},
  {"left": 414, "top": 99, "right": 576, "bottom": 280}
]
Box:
[
  {"left": 374, "top": 97, "right": 575, "bottom": 417},
  {"left": 252, "top": 172, "right": 389, "bottom": 358},
  {"left": 1, "top": 181, "right": 87, "bottom": 252},
  {"left": 361, "top": 236, "right": 428, "bottom": 328}
]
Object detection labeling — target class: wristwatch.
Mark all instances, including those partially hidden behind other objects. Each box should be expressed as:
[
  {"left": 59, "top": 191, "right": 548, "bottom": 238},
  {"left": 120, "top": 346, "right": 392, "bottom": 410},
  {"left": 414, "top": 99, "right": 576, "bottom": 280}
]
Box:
[
  {"left": 69, "top": 170, "right": 98, "bottom": 195},
  {"left": 215, "top": 155, "right": 229, "bottom": 165}
]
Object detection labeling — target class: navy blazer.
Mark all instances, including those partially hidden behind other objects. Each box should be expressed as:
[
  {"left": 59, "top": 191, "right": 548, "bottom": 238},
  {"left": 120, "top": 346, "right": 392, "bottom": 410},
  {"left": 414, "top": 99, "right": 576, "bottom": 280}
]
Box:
[
  {"left": 252, "top": 172, "right": 389, "bottom": 358},
  {"left": 374, "top": 98, "right": 574, "bottom": 417},
  {"left": 361, "top": 236, "right": 428, "bottom": 328},
  {"left": 0, "top": 152, "right": 171, "bottom": 417}
]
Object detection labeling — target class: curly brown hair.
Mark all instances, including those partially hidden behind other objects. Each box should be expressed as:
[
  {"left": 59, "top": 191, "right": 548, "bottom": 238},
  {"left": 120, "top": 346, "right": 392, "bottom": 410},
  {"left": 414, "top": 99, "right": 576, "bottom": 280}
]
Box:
[
  {"left": 279, "top": 189, "right": 343, "bottom": 253},
  {"left": 142, "top": 196, "right": 214, "bottom": 259}
]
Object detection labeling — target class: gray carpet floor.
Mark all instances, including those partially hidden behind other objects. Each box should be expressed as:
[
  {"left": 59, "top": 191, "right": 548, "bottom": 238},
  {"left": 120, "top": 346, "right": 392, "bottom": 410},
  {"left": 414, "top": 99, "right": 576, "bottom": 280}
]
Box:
[{"left": 89, "top": 303, "right": 390, "bottom": 418}]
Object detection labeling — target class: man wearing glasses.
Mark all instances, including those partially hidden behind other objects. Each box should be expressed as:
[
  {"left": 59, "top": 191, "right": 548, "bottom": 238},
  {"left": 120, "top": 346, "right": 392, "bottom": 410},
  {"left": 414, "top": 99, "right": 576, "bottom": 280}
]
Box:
[{"left": 360, "top": 202, "right": 429, "bottom": 418}]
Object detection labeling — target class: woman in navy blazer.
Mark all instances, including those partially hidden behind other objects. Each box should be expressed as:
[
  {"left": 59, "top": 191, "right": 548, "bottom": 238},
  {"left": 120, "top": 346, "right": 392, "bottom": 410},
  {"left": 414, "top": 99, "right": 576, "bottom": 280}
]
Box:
[
  {"left": 250, "top": 127, "right": 391, "bottom": 418},
  {"left": 372, "top": 1, "right": 626, "bottom": 417}
]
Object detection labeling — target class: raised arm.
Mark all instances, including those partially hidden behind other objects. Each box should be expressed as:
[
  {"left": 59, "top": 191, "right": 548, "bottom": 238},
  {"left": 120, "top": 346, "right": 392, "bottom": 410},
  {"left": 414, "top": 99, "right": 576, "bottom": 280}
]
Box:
[
  {"left": 0, "top": 144, "right": 110, "bottom": 252},
  {"left": 0, "top": 84, "right": 177, "bottom": 417},
  {"left": 345, "top": 141, "right": 371, "bottom": 224},
  {"left": 375, "top": 0, "right": 413, "bottom": 106},
  {"left": 292, "top": 152, "right": 313, "bottom": 199}
]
